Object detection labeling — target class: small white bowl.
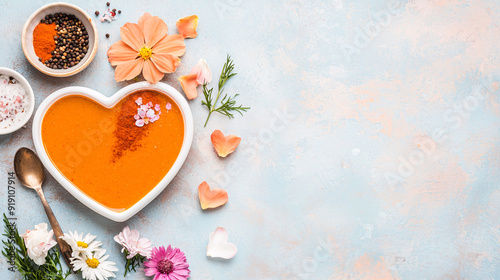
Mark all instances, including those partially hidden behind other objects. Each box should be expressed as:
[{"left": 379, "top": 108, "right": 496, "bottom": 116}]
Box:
[
  {"left": 22, "top": 2, "right": 98, "bottom": 77},
  {"left": 0, "top": 68, "right": 35, "bottom": 135},
  {"left": 32, "top": 82, "right": 194, "bottom": 222}
]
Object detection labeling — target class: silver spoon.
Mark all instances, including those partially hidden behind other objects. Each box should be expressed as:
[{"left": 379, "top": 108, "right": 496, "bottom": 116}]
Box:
[{"left": 14, "top": 147, "right": 73, "bottom": 269}]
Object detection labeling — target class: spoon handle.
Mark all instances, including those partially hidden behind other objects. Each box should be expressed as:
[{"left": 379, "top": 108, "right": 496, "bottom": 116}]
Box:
[{"left": 35, "top": 188, "right": 73, "bottom": 270}]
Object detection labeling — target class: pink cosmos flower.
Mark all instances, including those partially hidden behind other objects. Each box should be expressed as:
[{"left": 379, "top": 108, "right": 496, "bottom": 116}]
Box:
[
  {"left": 144, "top": 245, "right": 190, "bottom": 280},
  {"left": 114, "top": 226, "right": 152, "bottom": 259}
]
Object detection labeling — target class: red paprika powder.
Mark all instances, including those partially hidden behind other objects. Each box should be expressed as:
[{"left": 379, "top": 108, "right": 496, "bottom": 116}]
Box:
[{"left": 33, "top": 23, "right": 57, "bottom": 63}]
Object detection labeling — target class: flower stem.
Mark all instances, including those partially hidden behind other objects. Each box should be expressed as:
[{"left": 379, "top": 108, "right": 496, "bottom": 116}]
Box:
[
  {"left": 204, "top": 111, "right": 212, "bottom": 127},
  {"left": 203, "top": 88, "right": 222, "bottom": 127}
]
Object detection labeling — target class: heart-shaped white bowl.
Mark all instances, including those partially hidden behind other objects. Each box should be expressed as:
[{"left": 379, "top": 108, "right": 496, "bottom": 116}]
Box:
[{"left": 32, "top": 82, "right": 193, "bottom": 222}]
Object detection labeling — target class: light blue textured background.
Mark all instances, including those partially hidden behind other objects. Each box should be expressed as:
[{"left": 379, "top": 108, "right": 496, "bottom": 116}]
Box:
[{"left": 1, "top": 0, "right": 500, "bottom": 279}]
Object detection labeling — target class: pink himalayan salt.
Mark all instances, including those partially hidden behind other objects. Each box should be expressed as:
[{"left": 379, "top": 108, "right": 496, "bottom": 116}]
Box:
[{"left": 0, "top": 75, "right": 29, "bottom": 130}]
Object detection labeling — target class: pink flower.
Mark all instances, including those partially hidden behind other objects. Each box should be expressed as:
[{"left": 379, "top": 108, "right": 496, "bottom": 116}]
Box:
[
  {"left": 144, "top": 245, "right": 190, "bottom": 280},
  {"left": 134, "top": 99, "right": 161, "bottom": 127},
  {"left": 154, "top": 104, "right": 161, "bottom": 111},
  {"left": 114, "top": 226, "right": 152, "bottom": 259},
  {"left": 165, "top": 102, "right": 172, "bottom": 111},
  {"left": 20, "top": 223, "right": 57, "bottom": 265}
]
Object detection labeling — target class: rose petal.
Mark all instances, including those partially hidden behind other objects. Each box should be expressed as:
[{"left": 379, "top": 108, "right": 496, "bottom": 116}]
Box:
[
  {"left": 155, "top": 104, "right": 161, "bottom": 111},
  {"left": 135, "top": 119, "right": 145, "bottom": 127},
  {"left": 207, "top": 227, "right": 237, "bottom": 259},
  {"left": 198, "top": 181, "right": 228, "bottom": 210},
  {"left": 150, "top": 114, "right": 160, "bottom": 123},
  {"left": 192, "top": 58, "right": 212, "bottom": 84},
  {"left": 134, "top": 114, "right": 140, "bottom": 120},
  {"left": 143, "top": 16, "right": 168, "bottom": 48},
  {"left": 107, "top": 40, "right": 139, "bottom": 66},
  {"left": 114, "top": 59, "right": 144, "bottom": 82},
  {"left": 138, "top": 108, "right": 146, "bottom": 118},
  {"left": 153, "top": 34, "right": 186, "bottom": 57},
  {"left": 135, "top": 97, "right": 143, "bottom": 105},
  {"left": 166, "top": 103, "right": 172, "bottom": 111},
  {"left": 151, "top": 53, "right": 181, "bottom": 73},
  {"left": 176, "top": 15, "right": 199, "bottom": 39},
  {"left": 120, "top": 23, "right": 145, "bottom": 51},
  {"left": 178, "top": 58, "right": 212, "bottom": 99},
  {"left": 211, "top": 130, "right": 241, "bottom": 157},
  {"left": 143, "top": 60, "right": 164, "bottom": 84},
  {"left": 178, "top": 74, "right": 199, "bottom": 99},
  {"left": 146, "top": 109, "right": 155, "bottom": 118}
]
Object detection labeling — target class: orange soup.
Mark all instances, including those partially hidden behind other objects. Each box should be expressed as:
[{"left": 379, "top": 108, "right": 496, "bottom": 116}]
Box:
[{"left": 41, "top": 90, "right": 184, "bottom": 211}]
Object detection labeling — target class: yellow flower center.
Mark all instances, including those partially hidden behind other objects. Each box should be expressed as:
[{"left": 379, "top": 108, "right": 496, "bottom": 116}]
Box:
[
  {"left": 139, "top": 46, "right": 153, "bottom": 60},
  {"left": 77, "top": 241, "right": 88, "bottom": 248},
  {"left": 86, "top": 257, "right": 100, "bottom": 268}
]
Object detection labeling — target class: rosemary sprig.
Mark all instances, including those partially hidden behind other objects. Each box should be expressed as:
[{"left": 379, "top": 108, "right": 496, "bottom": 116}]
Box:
[
  {"left": 1, "top": 214, "right": 70, "bottom": 280},
  {"left": 123, "top": 249, "right": 146, "bottom": 277},
  {"left": 201, "top": 55, "right": 250, "bottom": 127}
]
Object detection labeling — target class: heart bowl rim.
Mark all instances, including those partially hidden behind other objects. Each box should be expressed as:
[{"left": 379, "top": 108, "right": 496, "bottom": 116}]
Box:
[{"left": 32, "top": 82, "right": 194, "bottom": 222}]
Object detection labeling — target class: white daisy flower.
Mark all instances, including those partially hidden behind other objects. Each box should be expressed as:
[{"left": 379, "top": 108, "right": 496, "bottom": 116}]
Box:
[
  {"left": 60, "top": 231, "right": 103, "bottom": 258},
  {"left": 71, "top": 249, "right": 118, "bottom": 280}
]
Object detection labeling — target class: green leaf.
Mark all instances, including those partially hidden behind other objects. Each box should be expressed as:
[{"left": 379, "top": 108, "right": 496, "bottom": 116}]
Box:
[{"left": 201, "top": 55, "right": 250, "bottom": 127}]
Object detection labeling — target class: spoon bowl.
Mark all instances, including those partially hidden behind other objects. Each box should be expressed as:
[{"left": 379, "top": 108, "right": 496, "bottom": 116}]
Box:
[{"left": 14, "top": 148, "right": 45, "bottom": 189}]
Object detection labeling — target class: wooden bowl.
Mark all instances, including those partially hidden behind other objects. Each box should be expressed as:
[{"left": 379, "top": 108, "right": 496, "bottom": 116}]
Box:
[{"left": 21, "top": 2, "right": 98, "bottom": 77}]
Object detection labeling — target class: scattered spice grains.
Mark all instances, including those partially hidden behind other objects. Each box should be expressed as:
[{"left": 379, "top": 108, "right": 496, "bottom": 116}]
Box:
[
  {"left": 0, "top": 75, "right": 29, "bottom": 130},
  {"left": 100, "top": 9, "right": 117, "bottom": 22},
  {"left": 36, "top": 13, "right": 89, "bottom": 70},
  {"left": 98, "top": 2, "right": 121, "bottom": 23}
]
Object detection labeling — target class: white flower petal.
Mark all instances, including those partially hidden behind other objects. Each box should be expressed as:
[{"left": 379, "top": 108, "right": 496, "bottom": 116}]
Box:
[
  {"left": 207, "top": 227, "right": 237, "bottom": 259},
  {"left": 192, "top": 58, "right": 212, "bottom": 84}
]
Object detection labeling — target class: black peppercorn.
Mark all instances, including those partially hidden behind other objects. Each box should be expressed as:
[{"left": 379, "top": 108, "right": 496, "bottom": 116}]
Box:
[{"left": 40, "top": 12, "right": 90, "bottom": 70}]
